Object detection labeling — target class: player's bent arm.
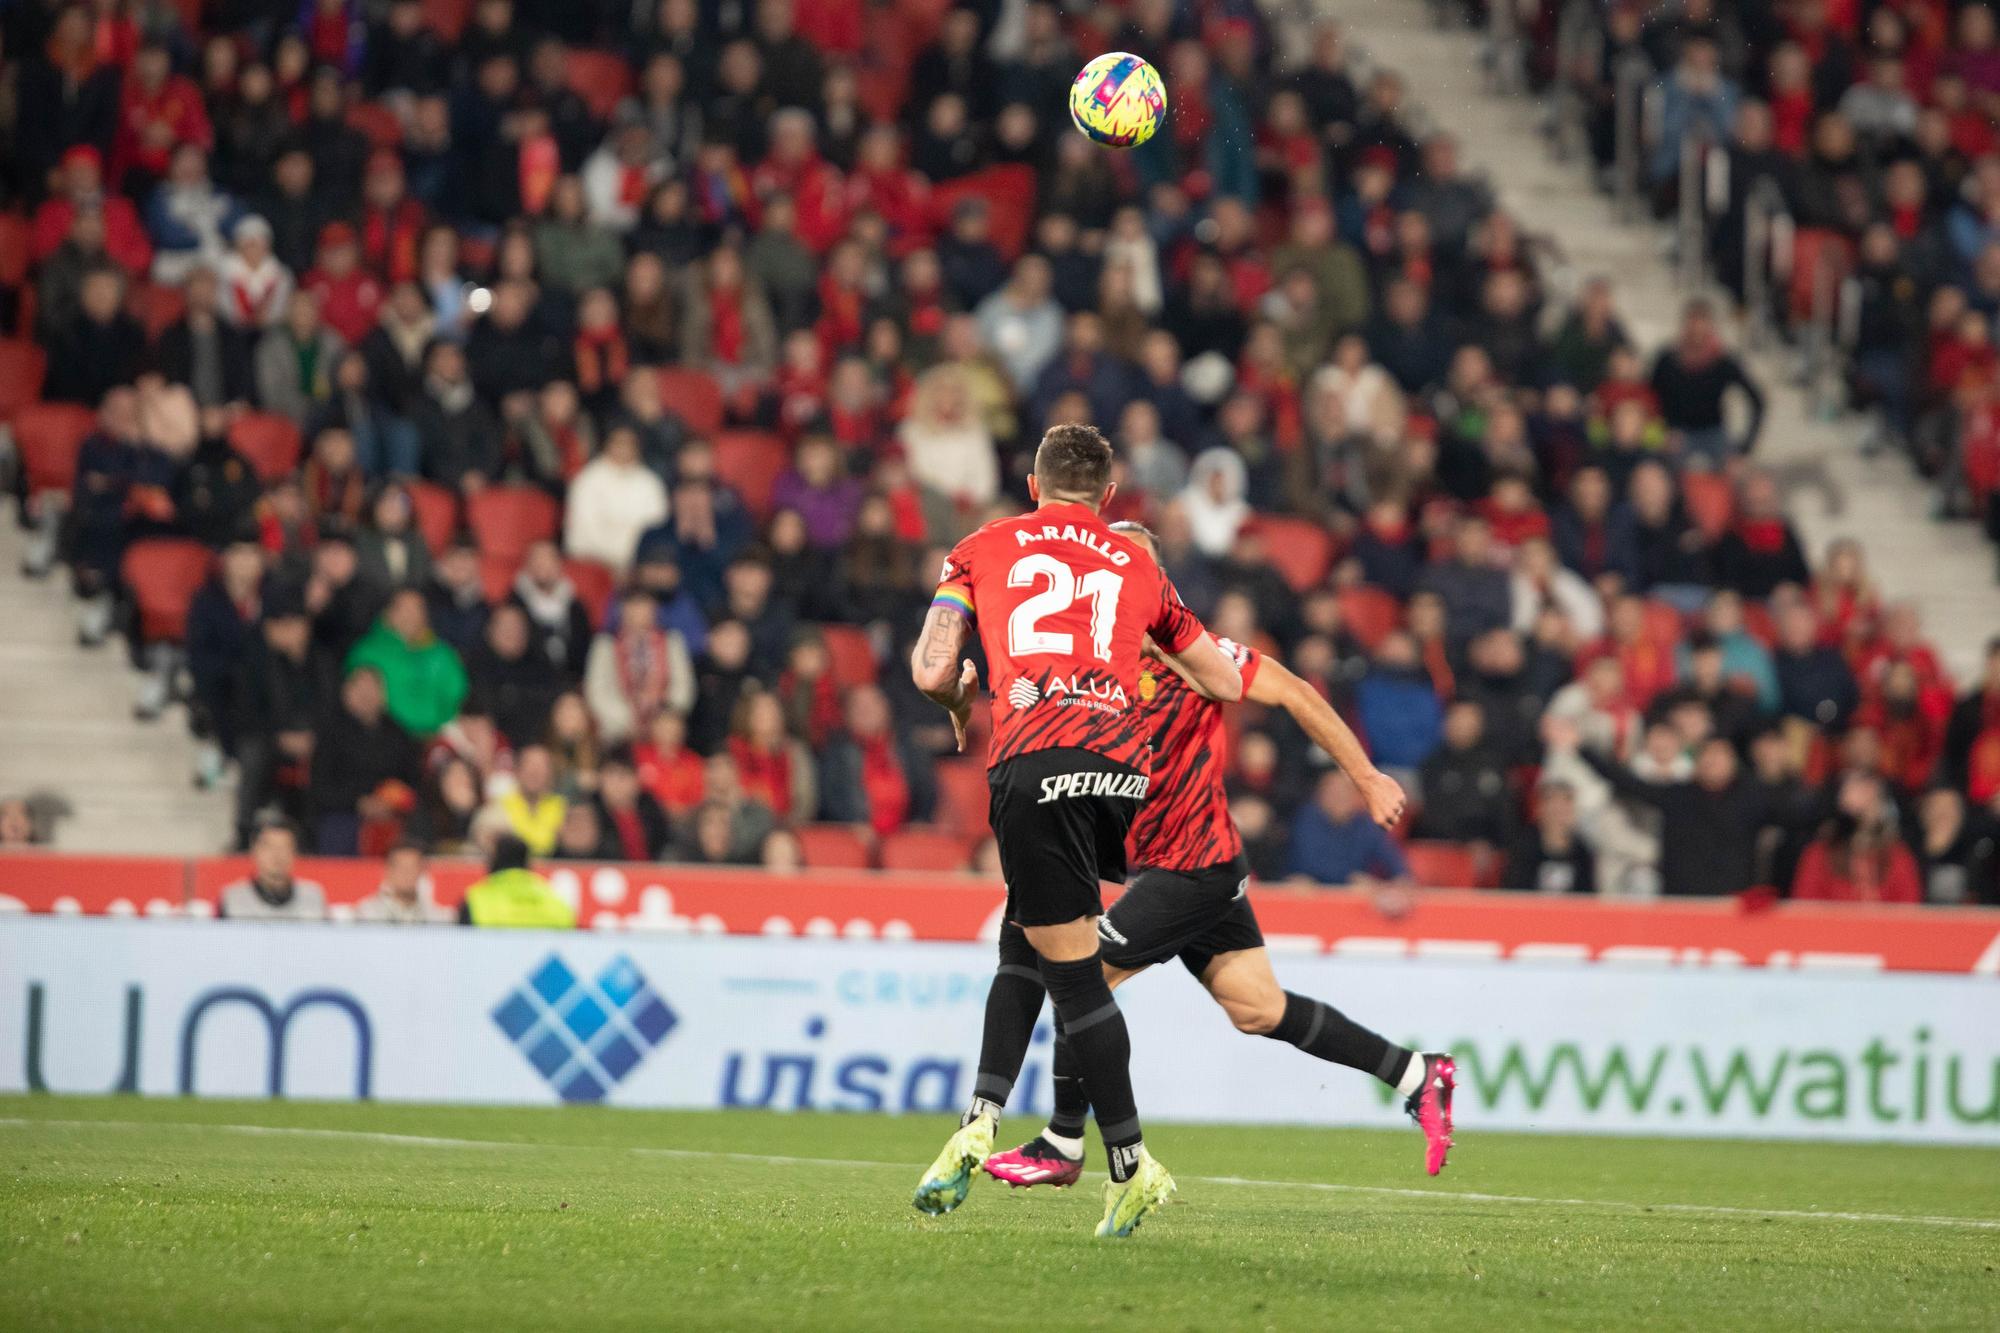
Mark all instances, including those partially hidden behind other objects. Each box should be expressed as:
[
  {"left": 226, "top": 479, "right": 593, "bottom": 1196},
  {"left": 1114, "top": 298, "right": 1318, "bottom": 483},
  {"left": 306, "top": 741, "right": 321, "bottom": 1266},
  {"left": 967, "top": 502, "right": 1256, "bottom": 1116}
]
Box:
[
  {"left": 909, "top": 603, "right": 972, "bottom": 698},
  {"left": 1253, "top": 657, "right": 1408, "bottom": 829},
  {"left": 1163, "top": 633, "right": 1243, "bottom": 702},
  {"left": 1250, "top": 657, "right": 1373, "bottom": 778}
]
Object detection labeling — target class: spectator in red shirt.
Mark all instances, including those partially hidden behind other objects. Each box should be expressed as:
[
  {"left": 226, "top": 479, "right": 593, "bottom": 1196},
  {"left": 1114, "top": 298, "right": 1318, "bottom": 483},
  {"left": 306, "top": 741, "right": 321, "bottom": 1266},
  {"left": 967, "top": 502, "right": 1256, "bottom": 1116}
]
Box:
[
  {"left": 634, "top": 710, "right": 706, "bottom": 816},
  {"left": 32, "top": 144, "right": 154, "bottom": 277},
  {"left": 1791, "top": 770, "right": 1923, "bottom": 902},
  {"left": 358, "top": 151, "right": 428, "bottom": 285},
  {"left": 113, "top": 41, "right": 213, "bottom": 193},
  {"left": 303, "top": 222, "right": 384, "bottom": 346}
]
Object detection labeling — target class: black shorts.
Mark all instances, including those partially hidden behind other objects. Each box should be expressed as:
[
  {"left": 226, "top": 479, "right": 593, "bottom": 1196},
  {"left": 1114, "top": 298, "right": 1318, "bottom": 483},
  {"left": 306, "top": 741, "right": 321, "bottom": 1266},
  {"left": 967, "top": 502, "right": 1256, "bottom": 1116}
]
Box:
[
  {"left": 1097, "top": 854, "right": 1264, "bottom": 976},
  {"left": 988, "top": 747, "right": 1148, "bottom": 928}
]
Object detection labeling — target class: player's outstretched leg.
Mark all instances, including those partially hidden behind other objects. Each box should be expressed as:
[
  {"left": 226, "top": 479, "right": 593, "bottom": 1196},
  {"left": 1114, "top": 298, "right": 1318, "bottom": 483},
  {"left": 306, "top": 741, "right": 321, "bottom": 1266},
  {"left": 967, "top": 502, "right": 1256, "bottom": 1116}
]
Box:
[
  {"left": 913, "top": 923, "right": 1043, "bottom": 1215},
  {"left": 1203, "top": 949, "right": 1457, "bottom": 1174},
  {"left": 1403, "top": 1053, "right": 1458, "bottom": 1176}
]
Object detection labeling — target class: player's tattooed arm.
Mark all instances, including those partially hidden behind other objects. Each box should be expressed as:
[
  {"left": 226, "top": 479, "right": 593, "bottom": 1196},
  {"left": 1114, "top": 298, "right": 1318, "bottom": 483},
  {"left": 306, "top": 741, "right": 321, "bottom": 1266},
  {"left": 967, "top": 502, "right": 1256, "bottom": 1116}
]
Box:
[
  {"left": 1251, "top": 657, "right": 1407, "bottom": 829},
  {"left": 910, "top": 604, "right": 979, "bottom": 752}
]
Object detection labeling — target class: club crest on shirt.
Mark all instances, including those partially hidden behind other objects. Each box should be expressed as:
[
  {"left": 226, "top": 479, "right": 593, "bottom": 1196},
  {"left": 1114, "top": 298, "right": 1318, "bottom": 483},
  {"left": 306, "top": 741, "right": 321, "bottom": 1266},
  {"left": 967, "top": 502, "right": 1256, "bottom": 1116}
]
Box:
[{"left": 1137, "top": 670, "right": 1159, "bottom": 703}]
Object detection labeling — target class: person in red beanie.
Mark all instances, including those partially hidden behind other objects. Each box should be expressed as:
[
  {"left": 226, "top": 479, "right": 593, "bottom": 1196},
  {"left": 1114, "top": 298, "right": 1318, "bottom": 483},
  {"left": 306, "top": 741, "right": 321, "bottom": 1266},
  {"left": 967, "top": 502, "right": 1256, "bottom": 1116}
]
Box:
[
  {"left": 303, "top": 222, "right": 384, "bottom": 345},
  {"left": 31, "top": 144, "right": 153, "bottom": 277}
]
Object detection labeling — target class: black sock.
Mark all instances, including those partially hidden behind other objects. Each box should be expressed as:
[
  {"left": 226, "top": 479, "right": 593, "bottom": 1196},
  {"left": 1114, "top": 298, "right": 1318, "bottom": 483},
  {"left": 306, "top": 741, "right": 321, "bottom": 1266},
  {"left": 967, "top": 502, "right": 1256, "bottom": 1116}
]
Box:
[
  {"left": 965, "top": 921, "right": 1044, "bottom": 1125},
  {"left": 1039, "top": 951, "right": 1143, "bottom": 1181},
  {"left": 1266, "top": 991, "right": 1415, "bottom": 1088},
  {"left": 1047, "top": 1016, "right": 1088, "bottom": 1139}
]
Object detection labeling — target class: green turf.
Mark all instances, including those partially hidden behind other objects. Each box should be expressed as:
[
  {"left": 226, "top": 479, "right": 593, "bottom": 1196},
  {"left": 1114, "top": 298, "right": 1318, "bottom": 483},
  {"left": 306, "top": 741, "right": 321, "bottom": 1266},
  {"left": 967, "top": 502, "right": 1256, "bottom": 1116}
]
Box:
[{"left": 2, "top": 1096, "right": 1997, "bottom": 1330}]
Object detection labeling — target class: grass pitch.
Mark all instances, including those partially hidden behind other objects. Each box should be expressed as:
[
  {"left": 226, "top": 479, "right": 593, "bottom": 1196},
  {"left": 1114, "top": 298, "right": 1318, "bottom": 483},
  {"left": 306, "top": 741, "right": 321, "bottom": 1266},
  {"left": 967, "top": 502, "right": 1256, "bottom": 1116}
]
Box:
[{"left": 2, "top": 1096, "right": 1997, "bottom": 1330}]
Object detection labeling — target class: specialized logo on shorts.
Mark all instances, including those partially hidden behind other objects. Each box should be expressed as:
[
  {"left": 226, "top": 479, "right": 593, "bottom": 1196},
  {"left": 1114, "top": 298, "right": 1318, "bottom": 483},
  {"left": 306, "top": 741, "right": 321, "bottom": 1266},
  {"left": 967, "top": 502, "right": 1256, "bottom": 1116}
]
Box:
[
  {"left": 1234, "top": 877, "right": 1249, "bottom": 900},
  {"left": 1008, "top": 677, "right": 1041, "bottom": 710},
  {"left": 1096, "top": 914, "right": 1130, "bottom": 945},
  {"left": 1037, "top": 770, "right": 1150, "bottom": 803}
]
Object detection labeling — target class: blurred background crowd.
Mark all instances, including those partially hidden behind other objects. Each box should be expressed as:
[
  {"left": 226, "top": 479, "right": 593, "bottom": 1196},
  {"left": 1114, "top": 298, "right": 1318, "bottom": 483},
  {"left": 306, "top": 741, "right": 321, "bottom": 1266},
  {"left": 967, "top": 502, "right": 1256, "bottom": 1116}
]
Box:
[{"left": 0, "top": 0, "right": 1996, "bottom": 903}]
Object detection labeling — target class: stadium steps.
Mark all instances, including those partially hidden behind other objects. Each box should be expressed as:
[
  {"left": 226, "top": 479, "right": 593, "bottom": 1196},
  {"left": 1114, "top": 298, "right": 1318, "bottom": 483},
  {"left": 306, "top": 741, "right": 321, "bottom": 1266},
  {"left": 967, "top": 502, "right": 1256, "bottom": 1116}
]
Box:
[
  {"left": 0, "top": 518, "right": 231, "bottom": 853},
  {"left": 1338, "top": 0, "right": 2000, "bottom": 680}
]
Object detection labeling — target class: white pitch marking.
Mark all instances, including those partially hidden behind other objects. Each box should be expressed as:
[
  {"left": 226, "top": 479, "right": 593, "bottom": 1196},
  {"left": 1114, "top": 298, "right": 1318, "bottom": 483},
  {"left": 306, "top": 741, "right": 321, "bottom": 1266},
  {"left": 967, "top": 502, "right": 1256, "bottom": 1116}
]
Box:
[{"left": 9, "top": 1118, "right": 1999, "bottom": 1232}]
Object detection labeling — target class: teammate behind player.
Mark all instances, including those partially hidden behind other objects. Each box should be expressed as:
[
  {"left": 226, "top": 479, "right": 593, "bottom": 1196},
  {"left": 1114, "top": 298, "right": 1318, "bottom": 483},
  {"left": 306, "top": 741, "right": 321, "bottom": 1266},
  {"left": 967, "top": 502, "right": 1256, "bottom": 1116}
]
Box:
[
  {"left": 982, "top": 521, "right": 1457, "bottom": 1189},
  {"left": 908, "top": 424, "right": 1244, "bottom": 1238}
]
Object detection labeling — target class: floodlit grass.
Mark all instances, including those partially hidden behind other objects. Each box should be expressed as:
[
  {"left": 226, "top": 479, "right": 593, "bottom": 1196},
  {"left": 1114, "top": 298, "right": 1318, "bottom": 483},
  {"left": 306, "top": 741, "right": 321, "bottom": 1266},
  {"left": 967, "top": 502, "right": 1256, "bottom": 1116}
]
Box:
[{"left": 2, "top": 1096, "right": 1997, "bottom": 1330}]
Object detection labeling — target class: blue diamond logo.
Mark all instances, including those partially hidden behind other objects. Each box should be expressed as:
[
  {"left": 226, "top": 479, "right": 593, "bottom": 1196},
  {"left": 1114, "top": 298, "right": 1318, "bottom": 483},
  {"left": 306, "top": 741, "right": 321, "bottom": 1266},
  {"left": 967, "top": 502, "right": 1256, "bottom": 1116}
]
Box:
[
  {"left": 495, "top": 954, "right": 675, "bottom": 1100},
  {"left": 563, "top": 993, "right": 608, "bottom": 1042},
  {"left": 558, "top": 1068, "right": 606, "bottom": 1102},
  {"left": 492, "top": 991, "right": 537, "bottom": 1040},
  {"left": 593, "top": 1032, "right": 641, "bottom": 1081},
  {"left": 630, "top": 995, "right": 677, "bottom": 1045},
  {"left": 525, "top": 1028, "right": 573, "bottom": 1079},
  {"left": 530, "top": 957, "right": 578, "bottom": 1004},
  {"left": 597, "top": 957, "right": 643, "bottom": 1007}
]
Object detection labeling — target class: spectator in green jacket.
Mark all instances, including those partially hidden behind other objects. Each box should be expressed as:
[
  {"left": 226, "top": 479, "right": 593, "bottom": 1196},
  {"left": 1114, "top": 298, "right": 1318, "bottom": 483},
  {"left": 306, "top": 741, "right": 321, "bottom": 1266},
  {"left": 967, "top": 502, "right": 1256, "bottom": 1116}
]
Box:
[{"left": 345, "top": 587, "right": 468, "bottom": 738}]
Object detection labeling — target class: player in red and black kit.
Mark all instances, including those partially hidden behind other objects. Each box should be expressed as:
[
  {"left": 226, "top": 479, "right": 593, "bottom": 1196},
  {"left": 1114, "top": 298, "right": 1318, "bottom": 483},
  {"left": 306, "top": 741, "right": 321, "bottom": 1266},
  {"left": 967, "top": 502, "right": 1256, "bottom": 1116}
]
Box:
[
  {"left": 982, "top": 522, "right": 1459, "bottom": 1189},
  {"left": 908, "top": 425, "right": 1245, "bottom": 1238}
]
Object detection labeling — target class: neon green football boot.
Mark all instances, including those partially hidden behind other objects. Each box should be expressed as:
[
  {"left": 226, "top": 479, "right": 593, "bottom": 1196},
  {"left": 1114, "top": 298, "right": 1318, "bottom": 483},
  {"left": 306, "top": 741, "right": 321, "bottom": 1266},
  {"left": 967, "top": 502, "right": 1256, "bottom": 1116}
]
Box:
[
  {"left": 1095, "top": 1148, "right": 1176, "bottom": 1238},
  {"left": 911, "top": 1113, "right": 996, "bottom": 1216}
]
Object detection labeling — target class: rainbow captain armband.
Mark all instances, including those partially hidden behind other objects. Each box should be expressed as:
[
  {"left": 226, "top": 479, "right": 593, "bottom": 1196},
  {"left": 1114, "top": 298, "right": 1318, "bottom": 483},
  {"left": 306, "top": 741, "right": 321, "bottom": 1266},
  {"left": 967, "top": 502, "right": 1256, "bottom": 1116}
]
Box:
[{"left": 931, "top": 585, "right": 975, "bottom": 620}]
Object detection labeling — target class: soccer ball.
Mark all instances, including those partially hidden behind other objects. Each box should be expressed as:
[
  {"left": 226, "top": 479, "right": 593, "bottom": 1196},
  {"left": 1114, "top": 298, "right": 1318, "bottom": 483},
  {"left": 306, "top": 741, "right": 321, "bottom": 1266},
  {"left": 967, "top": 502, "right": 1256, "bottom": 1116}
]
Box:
[{"left": 1069, "top": 52, "right": 1168, "bottom": 149}]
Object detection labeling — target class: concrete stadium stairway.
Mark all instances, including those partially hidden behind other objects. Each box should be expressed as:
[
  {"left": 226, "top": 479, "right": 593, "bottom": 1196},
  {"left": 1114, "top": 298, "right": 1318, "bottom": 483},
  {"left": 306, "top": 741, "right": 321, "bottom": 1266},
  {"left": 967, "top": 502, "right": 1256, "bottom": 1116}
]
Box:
[
  {"left": 1333, "top": 0, "right": 2000, "bottom": 681},
  {"left": 0, "top": 517, "right": 230, "bottom": 853}
]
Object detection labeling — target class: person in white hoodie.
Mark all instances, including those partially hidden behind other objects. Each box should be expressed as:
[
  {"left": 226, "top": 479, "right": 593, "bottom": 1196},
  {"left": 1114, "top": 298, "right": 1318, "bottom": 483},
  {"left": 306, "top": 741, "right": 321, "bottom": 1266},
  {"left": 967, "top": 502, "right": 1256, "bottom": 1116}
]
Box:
[
  {"left": 563, "top": 425, "right": 669, "bottom": 573},
  {"left": 1179, "top": 447, "right": 1251, "bottom": 557},
  {"left": 897, "top": 364, "right": 999, "bottom": 511},
  {"left": 215, "top": 214, "right": 292, "bottom": 330}
]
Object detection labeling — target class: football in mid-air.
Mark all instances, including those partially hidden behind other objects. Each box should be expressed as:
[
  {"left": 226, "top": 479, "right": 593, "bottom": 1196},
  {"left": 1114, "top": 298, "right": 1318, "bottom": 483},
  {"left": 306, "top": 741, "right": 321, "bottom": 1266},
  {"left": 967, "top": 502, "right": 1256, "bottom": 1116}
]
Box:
[{"left": 1069, "top": 52, "right": 1168, "bottom": 149}]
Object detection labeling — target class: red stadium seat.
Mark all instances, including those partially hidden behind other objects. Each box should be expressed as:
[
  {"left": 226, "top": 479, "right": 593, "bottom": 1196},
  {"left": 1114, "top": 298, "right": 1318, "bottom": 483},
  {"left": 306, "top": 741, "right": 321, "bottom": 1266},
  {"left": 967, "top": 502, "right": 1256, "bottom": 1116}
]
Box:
[
  {"left": 818, "top": 623, "right": 878, "bottom": 688},
  {"left": 1681, "top": 471, "right": 1734, "bottom": 542},
  {"left": 13, "top": 402, "right": 95, "bottom": 499},
  {"left": 466, "top": 485, "right": 561, "bottom": 564},
  {"left": 713, "top": 431, "right": 789, "bottom": 521},
  {"left": 228, "top": 412, "right": 303, "bottom": 482},
  {"left": 564, "top": 50, "right": 634, "bottom": 121},
  {"left": 1248, "top": 515, "right": 1335, "bottom": 593},
  {"left": 420, "top": 0, "right": 470, "bottom": 40},
  {"left": 405, "top": 480, "right": 460, "bottom": 555},
  {"left": 1404, "top": 841, "right": 1481, "bottom": 890},
  {"left": 346, "top": 101, "right": 404, "bottom": 149},
  {"left": 657, "top": 366, "right": 726, "bottom": 436},
  {"left": 932, "top": 758, "right": 991, "bottom": 839},
  {"left": 0, "top": 213, "right": 31, "bottom": 288},
  {"left": 121, "top": 539, "right": 214, "bottom": 643},
  {"left": 929, "top": 165, "right": 1037, "bottom": 261},
  {"left": 880, "top": 825, "right": 975, "bottom": 872},
  {"left": 0, "top": 338, "right": 47, "bottom": 422},
  {"left": 479, "top": 552, "right": 522, "bottom": 603},
  {"left": 563, "top": 557, "right": 617, "bottom": 626},
  {"left": 795, "top": 823, "right": 876, "bottom": 869},
  {"left": 1338, "top": 585, "right": 1402, "bottom": 653},
  {"left": 126, "top": 280, "right": 186, "bottom": 342}
]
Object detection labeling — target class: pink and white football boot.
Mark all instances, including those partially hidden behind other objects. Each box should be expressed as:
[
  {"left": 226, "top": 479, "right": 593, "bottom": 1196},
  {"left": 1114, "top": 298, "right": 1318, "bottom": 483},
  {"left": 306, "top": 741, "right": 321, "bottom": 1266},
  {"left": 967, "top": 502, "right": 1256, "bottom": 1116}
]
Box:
[
  {"left": 1405, "top": 1053, "right": 1457, "bottom": 1175},
  {"left": 982, "top": 1136, "right": 1084, "bottom": 1189}
]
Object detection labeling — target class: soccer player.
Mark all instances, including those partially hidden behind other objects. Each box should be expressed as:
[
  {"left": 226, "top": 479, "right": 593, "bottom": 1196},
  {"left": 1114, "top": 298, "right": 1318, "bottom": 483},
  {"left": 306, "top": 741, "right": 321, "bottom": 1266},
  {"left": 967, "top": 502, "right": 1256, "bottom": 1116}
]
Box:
[
  {"left": 981, "top": 521, "right": 1458, "bottom": 1189},
  {"left": 908, "top": 424, "right": 1245, "bottom": 1237}
]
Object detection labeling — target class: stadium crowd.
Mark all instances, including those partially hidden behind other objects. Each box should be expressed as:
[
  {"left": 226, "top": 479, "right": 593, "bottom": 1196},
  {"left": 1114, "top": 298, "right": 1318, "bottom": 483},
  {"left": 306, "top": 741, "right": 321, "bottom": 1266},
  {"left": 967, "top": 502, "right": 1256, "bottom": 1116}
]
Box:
[
  {"left": 1, "top": 0, "right": 1998, "bottom": 905},
  {"left": 1551, "top": 0, "right": 2000, "bottom": 567}
]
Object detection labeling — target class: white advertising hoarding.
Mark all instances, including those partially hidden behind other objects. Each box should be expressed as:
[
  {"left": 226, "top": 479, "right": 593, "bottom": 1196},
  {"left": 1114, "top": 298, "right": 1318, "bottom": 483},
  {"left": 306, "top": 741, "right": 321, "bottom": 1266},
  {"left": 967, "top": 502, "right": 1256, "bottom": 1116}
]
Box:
[{"left": 3, "top": 919, "right": 1996, "bottom": 1143}]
